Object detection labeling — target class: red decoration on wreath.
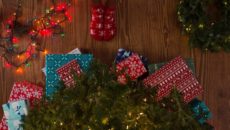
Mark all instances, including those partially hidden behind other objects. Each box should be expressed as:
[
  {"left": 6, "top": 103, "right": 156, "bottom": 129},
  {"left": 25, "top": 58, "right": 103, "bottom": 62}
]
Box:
[{"left": 90, "top": 2, "right": 116, "bottom": 41}]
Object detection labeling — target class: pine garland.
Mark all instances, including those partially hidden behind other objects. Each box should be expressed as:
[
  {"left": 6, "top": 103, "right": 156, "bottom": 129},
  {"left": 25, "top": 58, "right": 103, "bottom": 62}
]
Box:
[
  {"left": 177, "top": 0, "right": 230, "bottom": 52},
  {"left": 23, "top": 60, "right": 211, "bottom": 130}
]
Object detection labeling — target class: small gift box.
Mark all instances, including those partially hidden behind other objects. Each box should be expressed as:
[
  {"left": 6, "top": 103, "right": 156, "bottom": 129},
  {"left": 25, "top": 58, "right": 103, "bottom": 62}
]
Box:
[
  {"left": 115, "top": 48, "right": 148, "bottom": 67},
  {"left": 56, "top": 60, "right": 82, "bottom": 87},
  {"left": 148, "top": 58, "right": 195, "bottom": 74},
  {"left": 46, "top": 54, "right": 93, "bottom": 96},
  {"left": 116, "top": 54, "right": 147, "bottom": 84},
  {"left": 144, "top": 56, "right": 203, "bottom": 102},
  {"left": 2, "top": 100, "right": 28, "bottom": 120},
  {"left": 42, "top": 48, "right": 81, "bottom": 75},
  {"left": 8, "top": 81, "right": 43, "bottom": 106},
  {"left": 190, "top": 99, "right": 212, "bottom": 124}
]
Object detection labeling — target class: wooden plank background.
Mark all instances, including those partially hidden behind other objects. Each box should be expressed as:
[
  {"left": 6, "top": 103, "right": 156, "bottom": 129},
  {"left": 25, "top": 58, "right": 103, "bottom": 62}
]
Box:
[{"left": 0, "top": 0, "right": 230, "bottom": 129}]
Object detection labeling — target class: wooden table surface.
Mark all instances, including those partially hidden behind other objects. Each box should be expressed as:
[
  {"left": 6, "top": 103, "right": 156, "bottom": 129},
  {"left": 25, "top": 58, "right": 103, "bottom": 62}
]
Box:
[{"left": 0, "top": 0, "right": 230, "bottom": 129}]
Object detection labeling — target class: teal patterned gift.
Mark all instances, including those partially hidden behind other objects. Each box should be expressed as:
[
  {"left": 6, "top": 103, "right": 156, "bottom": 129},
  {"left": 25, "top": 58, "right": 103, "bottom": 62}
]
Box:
[
  {"left": 2, "top": 100, "right": 28, "bottom": 120},
  {"left": 6, "top": 119, "right": 23, "bottom": 130},
  {"left": 148, "top": 58, "right": 195, "bottom": 74},
  {"left": 46, "top": 54, "right": 93, "bottom": 97}
]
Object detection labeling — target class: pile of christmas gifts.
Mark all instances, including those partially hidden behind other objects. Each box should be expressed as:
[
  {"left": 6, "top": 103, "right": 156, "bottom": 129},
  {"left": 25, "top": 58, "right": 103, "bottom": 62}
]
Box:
[
  {"left": 114, "top": 48, "right": 212, "bottom": 126},
  {"left": 0, "top": 82, "right": 43, "bottom": 130}
]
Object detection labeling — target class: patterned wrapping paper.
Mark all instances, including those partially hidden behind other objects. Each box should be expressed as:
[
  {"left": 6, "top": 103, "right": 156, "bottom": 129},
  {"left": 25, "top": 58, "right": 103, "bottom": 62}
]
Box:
[
  {"left": 190, "top": 99, "right": 212, "bottom": 124},
  {"left": 0, "top": 117, "right": 8, "bottom": 130},
  {"left": 144, "top": 56, "right": 203, "bottom": 102},
  {"left": 148, "top": 58, "right": 195, "bottom": 74},
  {"left": 0, "top": 82, "right": 43, "bottom": 130},
  {"left": 116, "top": 54, "right": 147, "bottom": 84},
  {"left": 42, "top": 48, "right": 81, "bottom": 75},
  {"left": 56, "top": 60, "right": 82, "bottom": 87},
  {"left": 115, "top": 48, "right": 148, "bottom": 67},
  {"left": 5, "top": 119, "right": 23, "bottom": 130},
  {"left": 2, "top": 100, "right": 28, "bottom": 120},
  {"left": 8, "top": 82, "right": 43, "bottom": 105},
  {"left": 46, "top": 54, "right": 93, "bottom": 96}
]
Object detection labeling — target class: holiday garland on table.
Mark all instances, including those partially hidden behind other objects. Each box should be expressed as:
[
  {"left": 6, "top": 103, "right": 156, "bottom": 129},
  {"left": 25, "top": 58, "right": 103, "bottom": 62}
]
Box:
[
  {"left": 22, "top": 60, "right": 212, "bottom": 130},
  {"left": 0, "top": 0, "right": 71, "bottom": 72},
  {"left": 177, "top": 0, "right": 230, "bottom": 52}
]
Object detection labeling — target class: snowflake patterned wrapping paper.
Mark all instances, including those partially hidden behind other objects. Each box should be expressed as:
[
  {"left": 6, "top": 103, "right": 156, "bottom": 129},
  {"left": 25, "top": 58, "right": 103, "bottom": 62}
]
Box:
[
  {"left": 46, "top": 54, "right": 93, "bottom": 96},
  {"left": 116, "top": 54, "right": 147, "bottom": 84},
  {"left": 2, "top": 100, "right": 28, "bottom": 120},
  {"left": 8, "top": 82, "right": 43, "bottom": 106},
  {"left": 190, "top": 99, "right": 212, "bottom": 124},
  {"left": 144, "top": 56, "right": 203, "bottom": 102},
  {"left": 42, "top": 48, "right": 81, "bottom": 75},
  {"left": 56, "top": 60, "right": 82, "bottom": 87},
  {"left": 148, "top": 58, "right": 195, "bottom": 74},
  {"left": 115, "top": 48, "right": 148, "bottom": 67},
  {"left": 0, "top": 82, "right": 43, "bottom": 130},
  {"left": 0, "top": 117, "right": 8, "bottom": 130}
]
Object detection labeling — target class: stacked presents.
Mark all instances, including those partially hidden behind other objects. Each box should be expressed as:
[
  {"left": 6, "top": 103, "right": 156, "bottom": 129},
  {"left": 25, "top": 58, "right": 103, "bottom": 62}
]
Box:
[
  {"left": 0, "top": 82, "right": 43, "bottom": 130},
  {"left": 114, "top": 48, "right": 212, "bottom": 127},
  {"left": 0, "top": 48, "right": 212, "bottom": 129}
]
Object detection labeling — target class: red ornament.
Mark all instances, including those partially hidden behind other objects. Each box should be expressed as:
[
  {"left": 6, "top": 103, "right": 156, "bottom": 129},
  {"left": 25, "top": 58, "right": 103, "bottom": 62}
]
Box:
[{"left": 90, "top": 4, "right": 116, "bottom": 41}]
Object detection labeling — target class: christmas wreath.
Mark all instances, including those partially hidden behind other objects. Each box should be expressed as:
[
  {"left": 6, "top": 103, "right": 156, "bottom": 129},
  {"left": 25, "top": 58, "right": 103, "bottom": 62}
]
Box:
[{"left": 177, "top": 0, "right": 230, "bottom": 52}]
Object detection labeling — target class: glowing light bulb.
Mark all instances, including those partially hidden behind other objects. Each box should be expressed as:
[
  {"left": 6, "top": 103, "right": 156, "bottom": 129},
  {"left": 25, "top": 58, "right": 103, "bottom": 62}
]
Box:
[
  {"left": 43, "top": 50, "right": 48, "bottom": 55},
  {"left": 16, "top": 67, "right": 23, "bottom": 74}
]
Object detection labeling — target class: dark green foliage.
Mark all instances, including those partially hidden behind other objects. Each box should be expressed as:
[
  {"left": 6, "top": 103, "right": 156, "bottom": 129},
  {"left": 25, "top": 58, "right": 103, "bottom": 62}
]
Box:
[
  {"left": 177, "top": 0, "right": 230, "bottom": 52},
  {"left": 23, "top": 60, "right": 210, "bottom": 130}
]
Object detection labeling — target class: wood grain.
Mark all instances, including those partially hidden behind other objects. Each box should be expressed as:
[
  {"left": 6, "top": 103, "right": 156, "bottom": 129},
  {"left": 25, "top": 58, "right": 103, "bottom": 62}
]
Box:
[{"left": 0, "top": 0, "right": 230, "bottom": 129}]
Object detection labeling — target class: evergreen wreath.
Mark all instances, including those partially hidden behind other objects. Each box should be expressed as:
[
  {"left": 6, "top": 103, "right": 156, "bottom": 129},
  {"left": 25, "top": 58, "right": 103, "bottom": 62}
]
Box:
[
  {"left": 177, "top": 0, "right": 230, "bottom": 52},
  {"left": 23, "top": 60, "right": 213, "bottom": 130}
]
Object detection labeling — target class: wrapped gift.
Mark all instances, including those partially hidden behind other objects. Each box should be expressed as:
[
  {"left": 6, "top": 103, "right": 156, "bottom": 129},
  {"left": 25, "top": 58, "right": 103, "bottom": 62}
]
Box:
[
  {"left": 8, "top": 81, "right": 43, "bottom": 106},
  {"left": 148, "top": 58, "right": 195, "bottom": 74},
  {"left": 190, "top": 99, "right": 212, "bottom": 124},
  {"left": 115, "top": 48, "right": 148, "bottom": 67},
  {"left": 144, "top": 56, "right": 203, "bottom": 102},
  {"left": 5, "top": 119, "right": 23, "bottom": 130},
  {"left": 42, "top": 48, "right": 81, "bottom": 75},
  {"left": 56, "top": 60, "right": 82, "bottom": 87},
  {"left": 2, "top": 100, "right": 28, "bottom": 120},
  {"left": 116, "top": 54, "right": 147, "bottom": 84},
  {"left": 0, "top": 117, "right": 8, "bottom": 130},
  {"left": 46, "top": 54, "right": 93, "bottom": 96}
]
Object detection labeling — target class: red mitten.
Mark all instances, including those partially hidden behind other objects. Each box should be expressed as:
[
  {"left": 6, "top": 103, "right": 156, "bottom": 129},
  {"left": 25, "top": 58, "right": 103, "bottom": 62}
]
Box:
[
  {"left": 90, "top": 5, "right": 105, "bottom": 41},
  {"left": 103, "top": 7, "right": 116, "bottom": 41}
]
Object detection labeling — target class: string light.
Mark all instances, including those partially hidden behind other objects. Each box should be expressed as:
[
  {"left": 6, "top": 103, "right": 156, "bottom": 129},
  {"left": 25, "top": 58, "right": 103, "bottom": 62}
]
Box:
[
  {"left": 16, "top": 67, "right": 23, "bottom": 74},
  {"left": 0, "top": 1, "right": 71, "bottom": 71}
]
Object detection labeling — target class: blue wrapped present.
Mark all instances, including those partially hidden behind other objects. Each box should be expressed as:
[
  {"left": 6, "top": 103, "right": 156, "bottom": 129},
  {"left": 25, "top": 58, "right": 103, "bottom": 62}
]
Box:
[
  {"left": 2, "top": 100, "right": 28, "bottom": 120},
  {"left": 6, "top": 119, "right": 23, "bottom": 130},
  {"left": 148, "top": 58, "right": 195, "bottom": 74},
  {"left": 46, "top": 54, "right": 93, "bottom": 97},
  {"left": 115, "top": 48, "right": 148, "bottom": 67},
  {"left": 190, "top": 99, "right": 212, "bottom": 124}
]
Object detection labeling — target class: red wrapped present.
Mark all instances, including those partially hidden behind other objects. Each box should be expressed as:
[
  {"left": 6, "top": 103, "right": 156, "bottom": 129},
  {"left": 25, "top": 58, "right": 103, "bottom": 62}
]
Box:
[
  {"left": 116, "top": 54, "right": 147, "bottom": 84},
  {"left": 0, "top": 117, "right": 7, "bottom": 130},
  {"left": 8, "top": 81, "right": 43, "bottom": 105},
  {"left": 56, "top": 59, "right": 82, "bottom": 87},
  {"left": 0, "top": 81, "right": 43, "bottom": 130},
  {"left": 144, "top": 56, "right": 203, "bottom": 102}
]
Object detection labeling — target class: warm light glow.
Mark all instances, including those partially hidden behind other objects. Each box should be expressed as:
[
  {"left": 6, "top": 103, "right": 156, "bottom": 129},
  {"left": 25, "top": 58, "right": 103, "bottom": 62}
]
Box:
[
  {"left": 16, "top": 67, "right": 23, "bottom": 74},
  {"left": 43, "top": 50, "right": 48, "bottom": 55},
  {"left": 12, "top": 37, "right": 19, "bottom": 43},
  {"left": 39, "top": 29, "right": 52, "bottom": 36},
  {"left": 4, "top": 62, "right": 11, "bottom": 68}
]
